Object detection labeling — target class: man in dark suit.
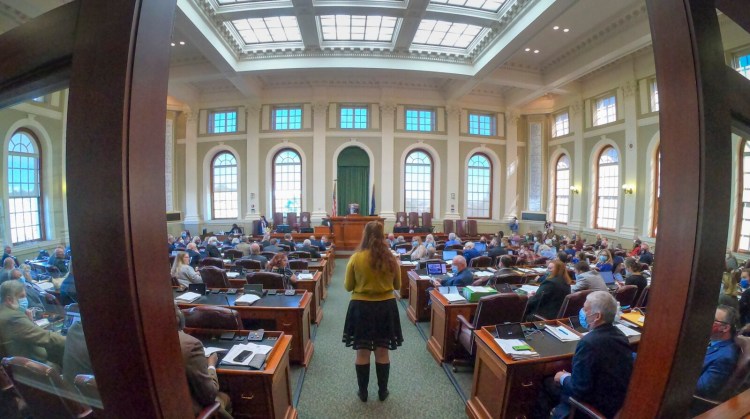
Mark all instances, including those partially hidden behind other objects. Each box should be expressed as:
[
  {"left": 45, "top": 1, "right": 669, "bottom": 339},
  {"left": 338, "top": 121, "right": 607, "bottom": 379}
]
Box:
[
  {"left": 185, "top": 243, "right": 203, "bottom": 268},
  {"left": 279, "top": 233, "right": 295, "bottom": 250},
  {"left": 462, "top": 242, "right": 481, "bottom": 266},
  {"left": 695, "top": 305, "right": 740, "bottom": 399},
  {"left": 542, "top": 291, "right": 633, "bottom": 418},
  {"left": 205, "top": 237, "right": 222, "bottom": 258},
  {"left": 432, "top": 256, "right": 473, "bottom": 287},
  {"left": 638, "top": 243, "right": 654, "bottom": 265},
  {"left": 259, "top": 233, "right": 272, "bottom": 249},
  {"left": 263, "top": 238, "right": 283, "bottom": 253},
  {"left": 299, "top": 240, "right": 321, "bottom": 258},
  {"left": 488, "top": 240, "right": 508, "bottom": 262},
  {"left": 476, "top": 255, "right": 515, "bottom": 286},
  {"left": 242, "top": 243, "right": 268, "bottom": 268},
  {"left": 1, "top": 245, "right": 17, "bottom": 267}
]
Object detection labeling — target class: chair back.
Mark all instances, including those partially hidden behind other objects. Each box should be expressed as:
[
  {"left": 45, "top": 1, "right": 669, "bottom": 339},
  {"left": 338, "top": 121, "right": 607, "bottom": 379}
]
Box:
[
  {"left": 198, "top": 266, "right": 230, "bottom": 288},
  {"left": 289, "top": 251, "right": 311, "bottom": 259},
  {"left": 288, "top": 259, "right": 308, "bottom": 270},
  {"left": 396, "top": 212, "right": 407, "bottom": 225},
  {"left": 73, "top": 375, "right": 103, "bottom": 414},
  {"left": 456, "top": 220, "right": 466, "bottom": 237},
  {"left": 533, "top": 257, "right": 549, "bottom": 266},
  {"left": 0, "top": 364, "right": 23, "bottom": 419},
  {"left": 171, "top": 277, "right": 180, "bottom": 287},
  {"left": 557, "top": 290, "right": 593, "bottom": 318},
  {"left": 473, "top": 293, "right": 528, "bottom": 328},
  {"left": 636, "top": 285, "right": 650, "bottom": 308},
  {"left": 272, "top": 212, "right": 284, "bottom": 226},
  {"left": 467, "top": 220, "right": 478, "bottom": 236},
  {"left": 469, "top": 256, "right": 492, "bottom": 268},
  {"left": 46, "top": 266, "right": 63, "bottom": 278},
  {"left": 235, "top": 259, "right": 263, "bottom": 271},
  {"left": 448, "top": 244, "right": 464, "bottom": 250},
  {"left": 260, "top": 251, "right": 277, "bottom": 260},
  {"left": 408, "top": 212, "right": 420, "bottom": 227},
  {"left": 287, "top": 213, "right": 298, "bottom": 230},
  {"left": 2, "top": 356, "right": 92, "bottom": 419},
  {"left": 182, "top": 306, "right": 243, "bottom": 330},
  {"left": 614, "top": 285, "right": 638, "bottom": 307},
  {"left": 246, "top": 272, "right": 285, "bottom": 289},
  {"left": 489, "top": 274, "right": 526, "bottom": 286},
  {"left": 199, "top": 257, "right": 224, "bottom": 269},
  {"left": 277, "top": 244, "right": 291, "bottom": 252},
  {"left": 421, "top": 212, "right": 432, "bottom": 227},
  {"left": 443, "top": 219, "right": 455, "bottom": 235},
  {"left": 435, "top": 243, "right": 445, "bottom": 251},
  {"left": 300, "top": 212, "right": 311, "bottom": 228},
  {"left": 224, "top": 249, "right": 243, "bottom": 260}
]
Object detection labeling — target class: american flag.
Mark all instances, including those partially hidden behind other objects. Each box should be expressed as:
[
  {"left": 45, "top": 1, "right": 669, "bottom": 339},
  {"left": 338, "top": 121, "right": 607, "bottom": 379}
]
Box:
[{"left": 332, "top": 180, "right": 337, "bottom": 217}]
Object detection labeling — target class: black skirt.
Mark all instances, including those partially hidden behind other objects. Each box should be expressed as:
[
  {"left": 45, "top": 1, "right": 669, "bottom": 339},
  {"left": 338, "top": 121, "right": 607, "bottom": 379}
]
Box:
[{"left": 342, "top": 299, "right": 403, "bottom": 351}]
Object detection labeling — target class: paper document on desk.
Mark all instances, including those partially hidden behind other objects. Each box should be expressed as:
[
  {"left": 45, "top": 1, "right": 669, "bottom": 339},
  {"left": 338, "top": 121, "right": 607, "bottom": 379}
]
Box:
[
  {"left": 518, "top": 285, "right": 539, "bottom": 294},
  {"left": 221, "top": 342, "right": 273, "bottom": 369},
  {"left": 175, "top": 292, "right": 202, "bottom": 303},
  {"left": 226, "top": 272, "right": 240, "bottom": 279},
  {"left": 204, "top": 347, "right": 228, "bottom": 357},
  {"left": 234, "top": 294, "right": 261, "bottom": 306},
  {"left": 532, "top": 267, "right": 547, "bottom": 274},
  {"left": 545, "top": 325, "right": 581, "bottom": 342},
  {"left": 36, "top": 281, "right": 55, "bottom": 291},
  {"left": 419, "top": 275, "right": 432, "bottom": 280},
  {"left": 494, "top": 338, "right": 539, "bottom": 360},
  {"left": 473, "top": 271, "right": 494, "bottom": 278},
  {"left": 443, "top": 293, "right": 468, "bottom": 304},
  {"left": 615, "top": 323, "right": 641, "bottom": 337}
]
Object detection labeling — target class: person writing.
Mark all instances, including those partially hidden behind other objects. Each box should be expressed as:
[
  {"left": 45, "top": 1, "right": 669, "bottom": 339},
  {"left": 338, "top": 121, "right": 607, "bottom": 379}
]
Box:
[{"left": 343, "top": 221, "right": 402, "bottom": 402}]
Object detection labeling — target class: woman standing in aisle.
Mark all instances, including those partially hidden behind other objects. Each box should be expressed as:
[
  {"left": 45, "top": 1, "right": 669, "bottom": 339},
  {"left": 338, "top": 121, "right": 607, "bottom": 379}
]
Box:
[{"left": 343, "top": 221, "right": 402, "bottom": 402}]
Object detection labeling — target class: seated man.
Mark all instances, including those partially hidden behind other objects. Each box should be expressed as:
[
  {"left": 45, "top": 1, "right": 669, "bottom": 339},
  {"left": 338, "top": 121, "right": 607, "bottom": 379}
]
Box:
[
  {"left": 0, "top": 280, "right": 66, "bottom": 366},
  {"left": 0, "top": 257, "right": 16, "bottom": 283},
  {"left": 444, "top": 233, "right": 461, "bottom": 247},
  {"left": 386, "top": 233, "right": 397, "bottom": 248},
  {"left": 571, "top": 261, "right": 609, "bottom": 292},
  {"left": 320, "top": 235, "right": 331, "bottom": 249},
  {"left": 1, "top": 245, "right": 18, "bottom": 267},
  {"left": 695, "top": 305, "right": 740, "bottom": 399},
  {"left": 462, "top": 242, "right": 480, "bottom": 266},
  {"left": 242, "top": 243, "right": 269, "bottom": 268},
  {"left": 186, "top": 243, "right": 203, "bottom": 268},
  {"left": 474, "top": 255, "right": 514, "bottom": 286},
  {"left": 638, "top": 243, "right": 654, "bottom": 265},
  {"left": 431, "top": 256, "right": 473, "bottom": 288},
  {"left": 175, "top": 306, "right": 232, "bottom": 418},
  {"left": 279, "top": 233, "right": 295, "bottom": 250},
  {"left": 540, "top": 291, "right": 633, "bottom": 418},
  {"left": 46, "top": 247, "right": 69, "bottom": 275},
  {"left": 262, "top": 238, "right": 283, "bottom": 253},
  {"left": 228, "top": 223, "right": 243, "bottom": 235},
  {"left": 235, "top": 236, "right": 252, "bottom": 256},
  {"left": 299, "top": 239, "right": 321, "bottom": 258},
  {"left": 259, "top": 233, "right": 272, "bottom": 248},
  {"left": 205, "top": 237, "right": 222, "bottom": 258}
]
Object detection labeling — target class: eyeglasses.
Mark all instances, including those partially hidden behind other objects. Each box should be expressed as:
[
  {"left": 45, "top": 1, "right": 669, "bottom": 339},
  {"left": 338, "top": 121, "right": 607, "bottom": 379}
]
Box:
[{"left": 714, "top": 319, "right": 729, "bottom": 325}]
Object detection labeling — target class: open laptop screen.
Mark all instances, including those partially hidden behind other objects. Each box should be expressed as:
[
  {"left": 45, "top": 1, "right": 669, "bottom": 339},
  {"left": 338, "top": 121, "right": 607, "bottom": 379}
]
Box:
[
  {"left": 396, "top": 247, "right": 407, "bottom": 254},
  {"left": 442, "top": 250, "right": 457, "bottom": 261},
  {"left": 426, "top": 262, "right": 446, "bottom": 275},
  {"left": 599, "top": 271, "right": 616, "bottom": 285}
]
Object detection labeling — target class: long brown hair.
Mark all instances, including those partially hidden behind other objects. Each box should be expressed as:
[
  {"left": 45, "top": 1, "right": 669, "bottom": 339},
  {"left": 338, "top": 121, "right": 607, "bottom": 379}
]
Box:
[
  {"left": 357, "top": 221, "right": 397, "bottom": 275},
  {"left": 550, "top": 260, "right": 573, "bottom": 285},
  {"left": 267, "top": 253, "right": 288, "bottom": 271}
]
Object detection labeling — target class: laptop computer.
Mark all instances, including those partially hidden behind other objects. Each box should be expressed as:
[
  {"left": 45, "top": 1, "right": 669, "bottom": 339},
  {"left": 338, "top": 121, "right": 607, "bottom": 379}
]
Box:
[
  {"left": 598, "top": 271, "right": 619, "bottom": 290},
  {"left": 495, "top": 283, "right": 514, "bottom": 294},
  {"left": 243, "top": 283, "right": 265, "bottom": 296},
  {"left": 495, "top": 322, "right": 525, "bottom": 340},
  {"left": 426, "top": 262, "right": 447, "bottom": 276},
  {"left": 396, "top": 247, "right": 407, "bottom": 254},
  {"left": 442, "top": 250, "right": 457, "bottom": 261},
  {"left": 188, "top": 283, "right": 207, "bottom": 295},
  {"left": 474, "top": 243, "right": 487, "bottom": 253}
]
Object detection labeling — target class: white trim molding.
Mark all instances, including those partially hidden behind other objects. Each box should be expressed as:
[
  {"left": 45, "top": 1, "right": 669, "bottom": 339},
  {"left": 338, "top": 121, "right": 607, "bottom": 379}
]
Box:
[{"left": 201, "top": 144, "right": 242, "bottom": 222}]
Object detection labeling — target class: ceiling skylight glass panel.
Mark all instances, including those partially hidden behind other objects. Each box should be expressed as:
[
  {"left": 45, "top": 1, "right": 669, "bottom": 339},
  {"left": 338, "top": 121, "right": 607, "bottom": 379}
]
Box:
[
  {"left": 218, "top": 0, "right": 277, "bottom": 4},
  {"left": 319, "top": 15, "right": 397, "bottom": 42},
  {"left": 412, "top": 20, "right": 482, "bottom": 49},
  {"left": 232, "top": 16, "right": 302, "bottom": 44},
  {"left": 430, "top": 0, "right": 505, "bottom": 12}
]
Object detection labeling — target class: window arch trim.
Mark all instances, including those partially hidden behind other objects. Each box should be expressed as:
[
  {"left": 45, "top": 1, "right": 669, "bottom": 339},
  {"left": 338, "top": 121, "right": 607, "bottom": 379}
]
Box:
[
  {"left": 6, "top": 129, "right": 45, "bottom": 244},
  {"left": 464, "top": 152, "right": 493, "bottom": 219},
  {"left": 403, "top": 148, "right": 434, "bottom": 216},
  {"left": 201, "top": 145, "right": 241, "bottom": 222},
  {"left": 271, "top": 147, "right": 303, "bottom": 216},
  {"left": 552, "top": 153, "right": 571, "bottom": 224},
  {"left": 590, "top": 142, "right": 621, "bottom": 231},
  {"left": 210, "top": 151, "right": 239, "bottom": 220}
]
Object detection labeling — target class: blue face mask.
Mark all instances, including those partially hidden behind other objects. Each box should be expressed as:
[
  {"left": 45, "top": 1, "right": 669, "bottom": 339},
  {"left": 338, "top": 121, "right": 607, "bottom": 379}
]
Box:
[
  {"left": 412, "top": 241, "right": 418, "bottom": 247},
  {"left": 742, "top": 279, "right": 750, "bottom": 289},
  {"left": 451, "top": 266, "right": 458, "bottom": 274},
  {"left": 599, "top": 255, "right": 607, "bottom": 263},
  {"left": 17, "top": 297, "right": 29, "bottom": 312},
  {"left": 579, "top": 308, "right": 590, "bottom": 330}
]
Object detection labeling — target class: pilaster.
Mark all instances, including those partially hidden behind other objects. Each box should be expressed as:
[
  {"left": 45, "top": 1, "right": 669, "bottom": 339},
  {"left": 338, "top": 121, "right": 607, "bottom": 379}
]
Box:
[
  {"left": 504, "top": 110, "right": 519, "bottom": 221},
  {"left": 444, "top": 105, "right": 461, "bottom": 220},
  {"left": 245, "top": 104, "right": 261, "bottom": 222},
  {"left": 379, "top": 103, "right": 396, "bottom": 221},
  {"left": 311, "top": 101, "right": 328, "bottom": 222},
  {"left": 568, "top": 100, "right": 585, "bottom": 231},
  {"left": 620, "top": 81, "right": 640, "bottom": 237},
  {"left": 183, "top": 108, "right": 201, "bottom": 227}
]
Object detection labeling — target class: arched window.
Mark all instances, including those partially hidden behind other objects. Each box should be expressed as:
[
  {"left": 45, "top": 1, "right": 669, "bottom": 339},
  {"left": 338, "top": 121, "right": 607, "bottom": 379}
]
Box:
[
  {"left": 7, "top": 130, "right": 43, "bottom": 243},
  {"left": 737, "top": 141, "right": 750, "bottom": 252},
  {"left": 466, "top": 153, "right": 491, "bottom": 218},
  {"left": 273, "top": 149, "right": 302, "bottom": 215},
  {"left": 404, "top": 150, "right": 432, "bottom": 214},
  {"left": 595, "top": 146, "right": 619, "bottom": 230},
  {"left": 651, "top": 146, "right": 661, "bottom": 237},
  {"left": 554, "top": 154, "right": 570, "bottom": 223},
  {"left": 211, "top": 152, "right": 238, "bottom": 219}
]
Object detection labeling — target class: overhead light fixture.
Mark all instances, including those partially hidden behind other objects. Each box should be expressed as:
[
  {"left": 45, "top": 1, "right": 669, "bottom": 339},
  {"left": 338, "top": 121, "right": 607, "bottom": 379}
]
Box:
[
  {"left": 525, "top": 48, "right": 531, "bottom": 52},
  {"left": 563, "top": 28, "right": 570, "bottom": 33},
  {"left": 534, "top": 49, "right": 540, "bottom": 54},
  {"left": 179, "top": 41, "right": 185, "bottom": 45},
  {"left": 553, "top": 26, "right": 559, "bottom": 30}
]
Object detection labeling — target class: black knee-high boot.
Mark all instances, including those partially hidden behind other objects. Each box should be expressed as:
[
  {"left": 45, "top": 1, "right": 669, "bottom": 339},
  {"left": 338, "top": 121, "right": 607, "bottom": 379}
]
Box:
[
  {"left": 375, "top": 362, "right": 390, "bottom": 401},
  {"left": 355, "top": 364, "right": 369, "bottom": 402}
]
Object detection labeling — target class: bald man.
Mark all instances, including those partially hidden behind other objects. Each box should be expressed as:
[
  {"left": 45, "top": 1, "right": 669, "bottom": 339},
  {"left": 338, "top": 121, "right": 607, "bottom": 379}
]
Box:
[{"left": 432, "top": 256, "right": 473, "bottom": 287}]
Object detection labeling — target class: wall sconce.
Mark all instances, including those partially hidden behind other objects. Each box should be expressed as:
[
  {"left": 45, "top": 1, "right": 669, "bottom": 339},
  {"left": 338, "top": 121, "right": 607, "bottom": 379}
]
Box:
[
  {"left": 621, "top": 184, "right": 634, "bottom": 195},
  {"left": 569, "top": 186, "right": 579, "bottom": 194}
]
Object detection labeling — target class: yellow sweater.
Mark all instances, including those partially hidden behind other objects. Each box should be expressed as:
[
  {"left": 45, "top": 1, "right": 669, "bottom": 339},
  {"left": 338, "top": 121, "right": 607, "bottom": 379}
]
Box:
[{"left": 345, "top": 250, "right": 401, "bottom": 301}]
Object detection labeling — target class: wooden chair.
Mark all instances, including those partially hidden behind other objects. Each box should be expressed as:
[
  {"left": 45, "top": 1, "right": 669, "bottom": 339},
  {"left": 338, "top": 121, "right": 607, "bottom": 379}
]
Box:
[
  {"left": 288, "top": 259, "right": 308, "bottom": 270},
  {"left": 421, "top": 212, "right": 432, "bottom": 228},
  {"left": 452, "top": 293, "right": 528, "bottom": 370},
  {"left": 636, "top": 285, "right": 650, "bottom": 308},
  {"left": 488, "top": 274, "right": 526, "bottom": 286},
  {"left": 235, "top": 259, "right": 263, "bottom": 271},
  {"left": 2, "top": 356, "right": 93, "bottom": 419},
  {"left": 435, "top": 243, "right": 445, "bottom": 251},
  {"left": 443, "top": 219, "right": 454, "bottom": 235},
  {"left": 182, "top": 306, "right": 243, "bottom": 330},
  {"left": 466, "top": 219, "right": 478, "bottom": 236},
  {"left": 260, "top": 251, "right": 277, "bottom": 260},
  {"left": 395, "top": 212, "right": 407, "bottom": 225},
  {"left": 198, "top": 266, "right": 230, "bottom": 288},
  {"left": 199, "top": 257, "right": 224, "bottom": 269},
  {"left": 613, "top": 285, "right": 639, "bottom": 307},
  {"left": 469, "top": 256, "right": 492, "bottom": 268},
  {"left": 567, "top": 397, "right": 610, "bottom": 419},
  {"left": 277, "top": 244, "right": 291, "bottom": 252},
  {"left": 408, "top": 212, "right": 420, "bottom": 227},
  {"left": 223, "top": 249, "right": 243, "bottom": 260},
  {"left": 246, "top": 272, "right": 285, "bottom": 289},
  {"left": 535, "top": 290, "right": 593, "bottom": 321},
  {"left": 288, "top": 251, "right": 311, "bottom": 260},
  {"left": 456, "top": 220, "right": 466, "bottom": 237},
  {"left": 394, "top": 243, "right": 413, "bottom": 252},
  {"left": 691, "top": 336, "right": 750, "bottom": 415},
  {"left": 287, "top": 213, "right": 298, "bottom": 232},
  {"left": 0, "top": 364, "right": 26, "bottom": 419},
  {"left": 300, "top": 211, "right": 311, "bottom": 229},
  {"left": 272, "top": 212, "right": 283, "bottom": 227}
]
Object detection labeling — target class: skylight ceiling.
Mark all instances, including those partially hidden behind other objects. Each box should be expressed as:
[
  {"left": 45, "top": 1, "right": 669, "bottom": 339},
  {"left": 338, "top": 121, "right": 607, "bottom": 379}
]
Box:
[
  {"left": 231, "top": 16, "right": 302, "bottom": 44},
  {"left": 319, "top": 15, "right": 397, "bottom": 42},
  {"left": 430, "top": 0, "right": 505, "bottom": 13},
  {"left": 413, "top": 20, "right": 484, "bottom": 49}
]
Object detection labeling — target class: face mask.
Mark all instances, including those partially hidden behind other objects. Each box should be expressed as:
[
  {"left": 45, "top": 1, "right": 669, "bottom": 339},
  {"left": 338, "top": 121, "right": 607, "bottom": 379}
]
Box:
[
  {"left": 412, "top": 241, "right": 418, "bottom": 247},
  {"left": 599, "top": 255, "right": 607, "bottom": 263},
  {"left": 579, "top": 308, "right": 591, "bottom": 330},
  {"left": 742, "top": 279, "right": 749, "bottom": 289},
  {"left": 451, "top": 266, "right": 458, "bottom": 274},
  {"left": 17, "top": 297, "right": 29, "bottom": 312}
]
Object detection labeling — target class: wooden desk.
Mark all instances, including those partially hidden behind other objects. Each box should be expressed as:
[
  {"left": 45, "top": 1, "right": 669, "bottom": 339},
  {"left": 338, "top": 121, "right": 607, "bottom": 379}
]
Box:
[
  {"left": 330, "top": 215, "right": 384, "bottom": 250},
  {"left": 176, "top": 290, "right": 313, "bottom": 366},
  {"left": 185, "top": 329, "right": 297, "bottom": 419},
  {"left": 466, "top": 323, "right": 642, "bottom": 419},
  {"left": 398, "top": 262, "right": 418, "bottom": 298},
  {"left": 293, "top": 271, "right": 324, "bottom": 324},
  {"left": 406, "top": 270, "right": 439, "bottom": 323},
  {"left": 426, "top": 289, "right": 477, "bottom": 364},
  {"left": 304, "top": 259, "right": 328, "bottom": 300}
]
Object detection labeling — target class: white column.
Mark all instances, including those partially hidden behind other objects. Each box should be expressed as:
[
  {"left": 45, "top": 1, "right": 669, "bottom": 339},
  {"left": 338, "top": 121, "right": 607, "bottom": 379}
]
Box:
[
  {"left": 183, "top": 109, "right": 201, "bottom": 229},
  {"left": 568, "top": 100, "right": 585, "bottom": 231},
  {"left": 379, "top": 103, "right": 396, "bottom": 221},
  {"left": 60, "top": 90, "right": 69, "bottom": 242},
  {"left": 444, "top": 106, "right": 461, "bottom": 220},
  {"left": 311, "top": 102, "right": 328, "bottom": 223},
  {"left": 504, "top": 111, "right": 519, "bottom": 221},
  {"left": 245, "top": 104, "right": 260, "bottom": 223},
  {"left": 620, "top": 81, "right": 639, "bottom": 237}
]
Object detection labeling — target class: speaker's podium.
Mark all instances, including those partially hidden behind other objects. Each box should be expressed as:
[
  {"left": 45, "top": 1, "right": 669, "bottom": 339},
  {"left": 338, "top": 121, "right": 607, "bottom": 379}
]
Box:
[{"left": 330, "top": 204, "right": 384, "bottom": 250}]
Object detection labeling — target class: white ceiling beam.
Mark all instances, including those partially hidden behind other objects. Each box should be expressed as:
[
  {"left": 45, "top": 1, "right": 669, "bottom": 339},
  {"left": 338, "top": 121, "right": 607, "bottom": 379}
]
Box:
[
  {"left": 394, "top": 0, "right": 430, "bottom": 51},
  {"left": 168, "top": 61, "right": 223, "bottom": 83},
  {"left": 167, "top": 81, "right": 200, "bottom": 106},
  {"left": 227, "top": 74, "right": 264, "bottom": 100},
  {"left": 483, "top": 66, "right": 544, "bottom": 89},
  {"left": 176, "top": 0, "right": 239, "bottom": 74},
  {"left": 291, "top": 0, "right": 320, "bottom": 50}
]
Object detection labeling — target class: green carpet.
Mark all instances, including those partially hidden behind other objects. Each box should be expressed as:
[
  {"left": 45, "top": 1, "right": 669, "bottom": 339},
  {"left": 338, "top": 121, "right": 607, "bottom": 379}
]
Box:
[{"left": 296, "top": 257, "right": 467, "bottom": 418}]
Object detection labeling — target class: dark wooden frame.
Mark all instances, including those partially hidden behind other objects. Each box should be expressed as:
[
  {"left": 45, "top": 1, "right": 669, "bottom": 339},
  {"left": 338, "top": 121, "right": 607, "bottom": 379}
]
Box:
[
  {"left": 209, "top": 150, "right": 240, "bottom": 221},
  {"left": 466, "top": 152, "right": 493, "bottom": 220},
  {"left": 552, "top": 153, "right": 570, "bottom": 225},
  {"left": 270, "top": 147, "right": 302, "bottom": 217},
  {"left": 403, "top": 147, "right": 434, "bottom": 217},
  {"left": 6, "top": 128, "right": 46, "bottom": 244},
  {"left": 593, "top": 145, "right": 618, "bottom": 231}
]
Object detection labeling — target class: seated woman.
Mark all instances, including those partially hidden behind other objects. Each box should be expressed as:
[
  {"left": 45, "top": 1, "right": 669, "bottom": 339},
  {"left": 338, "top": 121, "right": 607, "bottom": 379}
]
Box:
[
  {"left": 595, "top": 249, "right": 614, "bottom": 272},
  {"left": 424, "top": 234, "right": 436, "bottom": 250},
  {"left": 267, "top": 253, "right": 298, "bottom": 290},
  {"left": 171, "top": 251, "right": 203, "bottom": 288},
  {"left": 525, "top": 260, "right": 572, "bottom": 320},
  {"left": 619, "top": 257, "right": 648, "bottom": 300},
  {"left": 228, "top": 223, "right": 243, "bottom": 235}
]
